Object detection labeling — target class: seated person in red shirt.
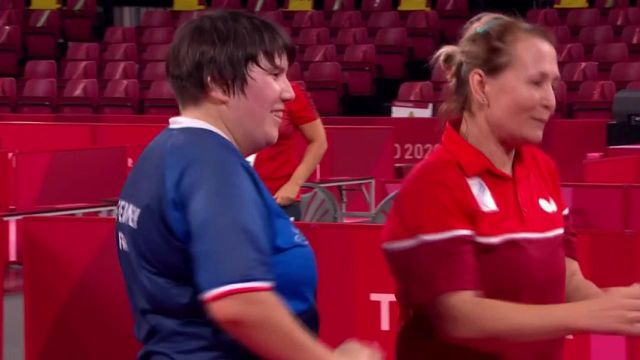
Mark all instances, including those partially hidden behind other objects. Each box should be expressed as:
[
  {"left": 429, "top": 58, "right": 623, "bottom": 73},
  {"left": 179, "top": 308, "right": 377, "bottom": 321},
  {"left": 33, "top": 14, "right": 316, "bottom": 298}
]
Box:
[
  {"left": 255, "top": 81, "right": 327, "bottom": 220},
  {"left": 382, "top": 12, "right": 640, "bottom": 360}
]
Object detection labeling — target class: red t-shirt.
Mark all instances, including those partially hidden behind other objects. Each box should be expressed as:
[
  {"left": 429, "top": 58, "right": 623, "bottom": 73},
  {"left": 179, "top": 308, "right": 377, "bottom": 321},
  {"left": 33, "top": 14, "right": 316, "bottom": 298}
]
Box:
[
  {"left": 382, "top": 123, "right": 576, "bottom": 360},
  {"left": 254, "top": 82, "right": 319, "bottom": 196}
]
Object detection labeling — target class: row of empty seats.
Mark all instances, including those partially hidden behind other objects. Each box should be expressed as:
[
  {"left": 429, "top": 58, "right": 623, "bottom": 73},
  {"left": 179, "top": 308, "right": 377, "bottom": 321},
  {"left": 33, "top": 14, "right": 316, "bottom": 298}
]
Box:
[
  {"left": 0, "top": 78, "right": 176, "bottom": 115},
  {"left": 393, "top": 78, "right": 635, "bottom": 119}
]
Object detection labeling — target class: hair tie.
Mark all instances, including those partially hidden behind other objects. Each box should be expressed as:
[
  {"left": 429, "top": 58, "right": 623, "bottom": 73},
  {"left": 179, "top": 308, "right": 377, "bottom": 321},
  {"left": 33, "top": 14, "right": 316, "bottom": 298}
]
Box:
[{"left": 475, "top": 18, "right": 501, "bottom": 34}]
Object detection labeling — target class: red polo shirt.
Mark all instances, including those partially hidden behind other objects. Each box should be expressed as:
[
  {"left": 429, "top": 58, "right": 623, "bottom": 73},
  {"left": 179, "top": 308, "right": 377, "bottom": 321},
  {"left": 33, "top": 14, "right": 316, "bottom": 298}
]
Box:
[
  {"left": 254, "top": 82, "right": 319, "bottom": 196},
  {"left": 382, "top": 123, "right": 576, "bottom": 360}
]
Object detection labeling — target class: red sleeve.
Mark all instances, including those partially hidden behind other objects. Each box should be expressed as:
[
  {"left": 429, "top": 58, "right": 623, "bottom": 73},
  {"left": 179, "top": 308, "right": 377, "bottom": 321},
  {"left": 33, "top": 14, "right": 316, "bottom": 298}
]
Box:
[
  {"left": 381, "top": 168, "right": 480, "bottom": 306},
  {"left": 287, "top": 82, "right": 319, "bottom": 127}
]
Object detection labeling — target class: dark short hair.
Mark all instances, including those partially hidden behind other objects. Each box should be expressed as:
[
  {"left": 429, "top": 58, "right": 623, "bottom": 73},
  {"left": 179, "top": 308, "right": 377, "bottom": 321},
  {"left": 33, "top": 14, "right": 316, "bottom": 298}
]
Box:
[{"left": 166, "top": 10, "right": 295, "bottom": 107}]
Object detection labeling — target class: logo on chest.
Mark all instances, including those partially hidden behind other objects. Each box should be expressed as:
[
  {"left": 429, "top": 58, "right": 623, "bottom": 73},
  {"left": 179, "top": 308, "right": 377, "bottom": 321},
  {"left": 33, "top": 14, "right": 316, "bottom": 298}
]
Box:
[
  {"left": 466, "top": 177, "right": 499, "bottom": 212},
  {"left": 538, "top": 197, "right": 558, "bottom": 213}
]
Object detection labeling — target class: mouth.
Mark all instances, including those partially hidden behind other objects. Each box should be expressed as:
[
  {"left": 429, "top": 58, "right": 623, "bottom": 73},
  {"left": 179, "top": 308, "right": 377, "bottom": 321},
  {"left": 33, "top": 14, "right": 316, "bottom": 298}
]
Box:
[
  {"left": 531, "top": 116, "right": 549, "bottom": 124},
  {"left": 271, "top": 109, "right": 284, "bottom": 121}
]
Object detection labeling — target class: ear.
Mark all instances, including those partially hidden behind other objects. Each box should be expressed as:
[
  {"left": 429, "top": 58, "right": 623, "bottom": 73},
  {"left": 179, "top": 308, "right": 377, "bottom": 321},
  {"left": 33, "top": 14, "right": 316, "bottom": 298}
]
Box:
[
  {"left": 468, "top": 68, "right": 489, "bottom": 106},
  {"left": 206, "top": 77, "right": 231, "bottom": 104}
]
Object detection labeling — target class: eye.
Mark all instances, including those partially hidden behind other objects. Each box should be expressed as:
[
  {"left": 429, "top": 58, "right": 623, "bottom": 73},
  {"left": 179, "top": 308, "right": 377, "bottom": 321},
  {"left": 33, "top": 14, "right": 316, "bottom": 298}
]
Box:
[{"left": 530, "top": 79, "right": 544, "bottom": 88}]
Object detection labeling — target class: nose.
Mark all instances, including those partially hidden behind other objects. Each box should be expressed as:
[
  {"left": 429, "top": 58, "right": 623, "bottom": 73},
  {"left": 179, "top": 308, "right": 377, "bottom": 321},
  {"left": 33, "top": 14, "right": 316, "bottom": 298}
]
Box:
[
  {"left": 542, "top": 83, "right": 556, "bottom": 114},
  {"left": 281, "top": 77, "right": 295, "bottom": 102}
]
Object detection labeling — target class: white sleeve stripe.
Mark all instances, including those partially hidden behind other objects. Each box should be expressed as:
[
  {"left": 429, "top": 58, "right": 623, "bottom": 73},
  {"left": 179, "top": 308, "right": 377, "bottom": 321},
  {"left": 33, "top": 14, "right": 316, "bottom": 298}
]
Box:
[
  {"left": 562, "top": 208, "right": 570, "bottom": 216},
  {"left": 475, "top": 228, "right": 565, "bottom": 245},
  {"left": 198, "top": 281, "right": 274, "bottom": 301},
  {"left": 383, "top": 228, "right": 565, "bottom": 251},
  {"left": 382, "top": 229, "right": 475, "bottom": 251}
]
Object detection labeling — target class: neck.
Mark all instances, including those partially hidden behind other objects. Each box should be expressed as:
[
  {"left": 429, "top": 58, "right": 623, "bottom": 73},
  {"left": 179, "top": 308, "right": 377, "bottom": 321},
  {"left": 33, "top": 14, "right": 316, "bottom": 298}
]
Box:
[
  {"left": 460, "top": 112, "right": 515, "bottom": 175},
  {"left": 179, "top": 103, "right": 242, "bottom": 152}
]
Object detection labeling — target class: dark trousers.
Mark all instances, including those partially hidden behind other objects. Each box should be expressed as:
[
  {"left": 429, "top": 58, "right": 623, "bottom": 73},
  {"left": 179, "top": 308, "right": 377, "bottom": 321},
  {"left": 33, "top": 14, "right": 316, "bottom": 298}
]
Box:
[{"left": 280, "top": 201, "right": 301, "bottom": 221}]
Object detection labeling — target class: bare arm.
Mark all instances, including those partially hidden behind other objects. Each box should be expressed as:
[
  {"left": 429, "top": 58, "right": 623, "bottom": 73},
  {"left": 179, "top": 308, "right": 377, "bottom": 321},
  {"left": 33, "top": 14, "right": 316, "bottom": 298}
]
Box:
[
  {"left": 206, "top": 291, "right": 335, "bottom": 360},
  {"left": 565, "top": 257, "right": 603, "bottom": 302},
  {"left": 436, "top": 287, "right": 640, "bottom": 350},
  {"left": 275, "top": 119, "right": 328, "bottom": 205}
]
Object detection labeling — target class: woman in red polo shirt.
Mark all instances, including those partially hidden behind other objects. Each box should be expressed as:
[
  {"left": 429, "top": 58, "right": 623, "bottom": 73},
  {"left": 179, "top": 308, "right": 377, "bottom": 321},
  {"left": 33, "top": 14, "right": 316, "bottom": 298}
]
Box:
[
  {"left": 254, "top": 81, "right": 327, "bottom": 220},
  {"left": 382, "top": 13, "right": 640, "bottom": 360}
]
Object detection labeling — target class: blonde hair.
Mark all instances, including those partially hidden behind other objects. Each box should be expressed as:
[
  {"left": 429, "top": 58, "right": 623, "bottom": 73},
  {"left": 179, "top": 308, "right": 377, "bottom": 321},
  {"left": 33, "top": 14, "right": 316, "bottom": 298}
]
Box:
[{"left": 432, "top": 13, "right": 555, "bottom": 120}]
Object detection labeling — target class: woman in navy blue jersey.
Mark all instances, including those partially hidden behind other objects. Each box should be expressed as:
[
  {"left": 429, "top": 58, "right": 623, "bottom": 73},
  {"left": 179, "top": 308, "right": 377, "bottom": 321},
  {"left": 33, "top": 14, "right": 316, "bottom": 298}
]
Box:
[{"left": 116, "top": 10, "right": 380, "bottom": 360}]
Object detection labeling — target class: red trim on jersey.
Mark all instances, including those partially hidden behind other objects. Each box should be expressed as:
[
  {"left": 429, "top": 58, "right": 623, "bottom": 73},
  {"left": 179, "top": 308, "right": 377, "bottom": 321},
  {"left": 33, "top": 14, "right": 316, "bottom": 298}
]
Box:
[{"left": 200, "top": 281, "right": 274, "bottom": 303}]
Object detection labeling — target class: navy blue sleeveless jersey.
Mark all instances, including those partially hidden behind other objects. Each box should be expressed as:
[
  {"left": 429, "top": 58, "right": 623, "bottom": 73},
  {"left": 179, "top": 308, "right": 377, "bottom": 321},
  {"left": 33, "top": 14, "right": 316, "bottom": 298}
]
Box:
[{"left": 116, "top": 118, "right": 318, "bottom": 359}]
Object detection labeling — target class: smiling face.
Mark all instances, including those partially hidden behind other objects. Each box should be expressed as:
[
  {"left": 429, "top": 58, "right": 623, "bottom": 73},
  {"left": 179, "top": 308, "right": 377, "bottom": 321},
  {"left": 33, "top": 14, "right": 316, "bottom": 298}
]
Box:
[
  {"left": 482, "top": 34, "right": 560, "bottom": 147},
  {"left": 224, "top": 54, "right": 295, "bottom": 155}
]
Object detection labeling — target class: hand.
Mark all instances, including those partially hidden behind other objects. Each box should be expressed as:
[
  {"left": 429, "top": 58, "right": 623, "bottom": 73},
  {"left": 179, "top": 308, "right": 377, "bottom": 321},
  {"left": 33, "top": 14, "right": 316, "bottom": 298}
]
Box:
[
  {"left": 274, "top": 181, "right": 300, "bottom": 206},
  {"left": 574, "top": 284, "right": 640, "bottom": 335},
  {"left": 334, "top": 339, "right": 383, "bottom": 360}
]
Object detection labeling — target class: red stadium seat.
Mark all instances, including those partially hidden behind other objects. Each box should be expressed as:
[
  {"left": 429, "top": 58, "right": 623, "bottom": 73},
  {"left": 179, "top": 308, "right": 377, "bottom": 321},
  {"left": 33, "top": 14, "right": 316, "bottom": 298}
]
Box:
[
  {"left": 140, "top": 44, "right": 169, "bottom": 65},
  {"left": 592, "top": 43, "right": 629, "bottom": 74},
  {"left": 405, "top": 10, "right": 440, "bottom": 40},
  {"left": 101, "top": 61, "right": 137, "bottom": 88},
  {"left": 292, "top": 11, "right": 325, "bottom": 35},
  {"left": 296, "top": 27, "right": 330, "bottom": 54},
  {"left": 61, "top": 61, "right": 97, "bottom": 88},
  {"left": 139, "top": 9, "right": 173, "bottom": 29},
  {"left": 430, "top": 62, "right": 448, "bottom": 92},
  {"left": 341, "top": 44, "right": 377, "bottom": 96},
  {"left": 393, "top": 81, "right": 435, "bottom": 108},
  {"left": 578, "top": 26, "right": 614, "bottom": 53},
  {"left": 561, "top": 61, "right": 598, "bottom": 91},
  {"left": 259, "top": 10, "right": 286, "bottom": 27},
  {"left": 0, "top": 9, "right": 22, "bottom": 27},
  {"left": 103, "top": 27, "right": 136, "bottom": 47},
  {"left": 621, "top": 25, "right": 640, "bottom": 57},
  {"left": 301, "top": 44, "right": 337, "bottom": 70},
  {"left": 571, "top": 80, "right": 616, "bottom": 119},
  {"left": 607, "top": 7, "right": 640, "bottom": 35},
  {"left": 557, "top": 43, "right": 585, "bottom": 66},
  {"left": 304, "top": 62, "right": 343, "bottom": 115},
  {"left": 626, "top": 81, "right": 640, "bottom": 89},
  {"left": 62, "top": 0, "right": 97, "bottom": 41},
  {"left": 17, "top": 78, "right": 57, "bottom": 113},
  {"left": 59, "top": 78, "right": 98, "bottom": 114},
  {"left": 99, "top": 79, "right": 140, "bottom": 114},
  {"left": 25, "top": 10, "right": 62, "bottom": 58},
  {"left": 287, "top": 62, "right": 301, "bottom": 81},
  {"left": 142, "top": 80, "right": 178, "bottom": 115},
  {"left": 0, "top": 0, "right": 23, "bottom": 10},
  {"left": 553, "top": 81, "right": 568, "bottom": 119},
  {"left": 0, "top": 25, "right": 20, "bottom": 76},
  {"left": 594, "top": 0, "right": 628, "bottom": 12},
  {"left": 176, "top": 10, "right": 203, "bottom": 28},
  {"left": 323, "top": 0, "right": 355, "bottom": 12},
  {"left": 329, "top": 11, "right": 364, "bottom": 36},
  {"left": 24, "top": 60, "right": 57, "bottom": 80},
  {"left": 210, "top": 0, "right": 243, "bottom": 9},
  {"left": 0, "top": 76, "right": 16, "bottom": 112},
  {"left": 611, "top": 61, "right": 640, "bottom": 89},
  {"left": 138, "top": 27, "right": 174, "bottom": 52},
  {"left": 375, "top": 27, "right": 408, "bottom": 79},
  {"left": 247, "top": 0, "right": 277, "bottom": 12},
  {"left": 140, "top": 61, "right": 166, "bottom": 89},
  {"left": 65, "top": 42, "right": 100, "bottom": 65},
  {"left": 335, "top": 27, "right": 368, "bottom": 55},
  {"left": 103, "top": 43, "right": 138, "bottom": 64},
  {"left": 361, "top": 0, "right": 392, "bottom": 20},
  {"left": 435, "top": 0, "right": 469, "bottom": 42},
  {"left": 547, "top": 25, "right": 573, "bottom": 44},
  {"left": 366, "top": 11, "right": 400, "bottom": 37},
  {"left": 566, "top": 9, "right": 601, "bottom": 36},
  {"left": 526, "top": 8, "right": 562, "bottom": 26}
]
